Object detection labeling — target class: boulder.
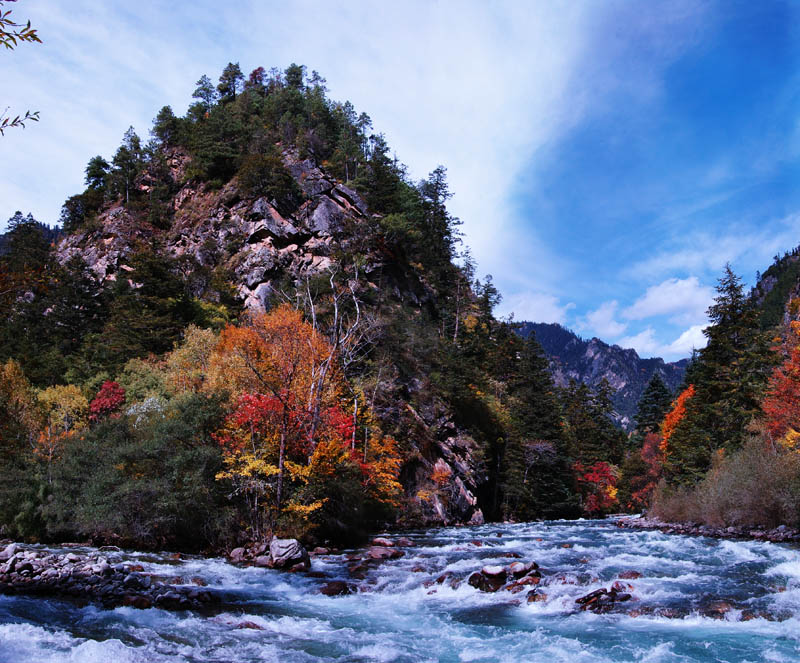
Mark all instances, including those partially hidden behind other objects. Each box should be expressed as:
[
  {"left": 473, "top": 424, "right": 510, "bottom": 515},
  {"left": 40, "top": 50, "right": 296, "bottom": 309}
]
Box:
[
  {"left": 229, "top": 547, "right": 247, "bottom": 562},
  {"left": 269, "top": 538, "right": 310, "bottom": 571},
  {"left": 371, "top": 537, "right": 395, "bottom": 548},
  {"left": 320, "top": 581, "right": 355, "bottom": 596},
  {"left": 618, "top": 570, "right": 642, "bottom": 580},
  {"left": 366, "top": 546, "right": 404, "bottom": 560}
]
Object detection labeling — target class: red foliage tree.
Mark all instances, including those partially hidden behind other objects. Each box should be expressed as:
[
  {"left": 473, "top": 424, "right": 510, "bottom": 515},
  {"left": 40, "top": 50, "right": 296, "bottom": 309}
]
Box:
[
  {"left": 629, "top": 432, "right": 665, "bottom": 508},
  {"left": 762, "top": 322, "right": 800, "bottom": 442},
  {"left": 574, "top": 460, "right": 618, "bottom": 515},
  {"left": 89, "top": 381, "right": 126, "bottom": 423}
]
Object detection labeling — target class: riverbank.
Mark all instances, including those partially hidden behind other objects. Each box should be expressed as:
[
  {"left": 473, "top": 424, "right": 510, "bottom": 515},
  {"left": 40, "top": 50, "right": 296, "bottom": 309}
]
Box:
[
  {"left": 0, "top": 542, "right": 219, "bottom": 611},
  {"left": 615, "top": 515, "right": 800, "bottom": 543}
]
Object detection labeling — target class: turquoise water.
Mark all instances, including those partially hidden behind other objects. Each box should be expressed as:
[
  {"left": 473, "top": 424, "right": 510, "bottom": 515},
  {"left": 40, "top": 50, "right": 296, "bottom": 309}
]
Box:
[{"left": 1, "top": 519, "right": 799, "bottom": 662}]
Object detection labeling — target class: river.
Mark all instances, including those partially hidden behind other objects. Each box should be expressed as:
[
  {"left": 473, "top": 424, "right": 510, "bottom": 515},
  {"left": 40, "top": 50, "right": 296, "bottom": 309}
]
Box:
[{"left": 1, "top": 519, "right": 799, "bottom": 662}]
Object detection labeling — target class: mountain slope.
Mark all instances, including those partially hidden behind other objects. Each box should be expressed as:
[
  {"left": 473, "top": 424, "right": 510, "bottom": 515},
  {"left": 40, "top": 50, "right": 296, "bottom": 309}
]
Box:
[{"left": 518, "top": 322, "right": 688, "bottom": 430}]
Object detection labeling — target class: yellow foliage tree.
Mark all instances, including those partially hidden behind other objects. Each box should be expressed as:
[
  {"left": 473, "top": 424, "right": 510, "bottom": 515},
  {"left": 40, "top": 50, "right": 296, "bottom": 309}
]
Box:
[{"left": 36, "top": 385, "right": 88, "bottom": 481}]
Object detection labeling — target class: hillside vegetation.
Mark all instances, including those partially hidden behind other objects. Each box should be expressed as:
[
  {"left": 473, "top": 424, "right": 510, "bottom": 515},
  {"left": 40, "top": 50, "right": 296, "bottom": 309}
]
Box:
[{"left": 0, "top": 63, "right": 628, "bottom": 550}]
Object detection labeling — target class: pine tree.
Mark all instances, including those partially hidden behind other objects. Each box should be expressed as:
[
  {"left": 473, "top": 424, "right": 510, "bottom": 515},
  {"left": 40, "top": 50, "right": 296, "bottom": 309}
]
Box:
[
  {"left": 501, "top": 334, "right": 578, "bottom": 519},
  {"left": 665, "top": 265, "right": 776, "bottom": 484},
  {"left": 635, "top": 373, "right": 673, "bottom": 433}
]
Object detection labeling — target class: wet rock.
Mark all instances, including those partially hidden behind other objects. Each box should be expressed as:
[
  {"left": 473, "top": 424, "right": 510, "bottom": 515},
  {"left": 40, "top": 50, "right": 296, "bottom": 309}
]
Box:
[
  {"left": 366, "top": 546, "right": 404, "bottom": 560},
  {"left": 468, "top": 566, "right": 508, "bottom": 593},
  {"left": 704, "top": 600, "right": 735, "bottom": 617},
  {"left": 269, "top": 538, "right": 310, "bottom": 570},
  {"left": 527, "top": 590, "right": 547, "bottom": 603},
  {"left": 311, "top": 547, "right": 330, "bottom": 555},
  {"left": 396, "top": 538, "right": 414, "bottom": 547},
  {"left": 371, "top": 537, "right": 395, "bottom": 548},
  {"left": 508, "top": 561, "right": 537, "bottom": 578},
  {"left": 320, "top": 581, "right": 355, "bottom": 596},
  {"left": 618, "top": 570, "right": 642, "bottom": 580},
  {"left": 236, "top": 621, "right": 265, "bottom": 630},
  {"left": 229, "top": 547, "right": 246, "bottom": 562},
  {"left": 253, "top": 555, "right": 271, "bottom": 568}
]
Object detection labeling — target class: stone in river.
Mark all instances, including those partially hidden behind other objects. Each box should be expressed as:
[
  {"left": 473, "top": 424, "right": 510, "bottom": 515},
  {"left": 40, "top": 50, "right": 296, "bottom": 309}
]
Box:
[
  {"left": 371, "top": 537, "right": 395, "bottom": 547},
  {"left": 366, "top": 546, "right": 404, "bottom": 560},
  {"left": 618, "top": 570, "right": 642, "bottom": 579},
  {"left": 320, "top": 581, "right": 355, "bottom": 596},
  {"left": 269, "top": 538, "right": 310, "bottom": 570}
]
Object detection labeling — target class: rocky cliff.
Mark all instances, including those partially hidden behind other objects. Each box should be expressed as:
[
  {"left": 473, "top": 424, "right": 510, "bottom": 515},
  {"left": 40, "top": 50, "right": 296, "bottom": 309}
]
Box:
[{"left": 518, "top": 322, "right": 688, "bottom": 430}]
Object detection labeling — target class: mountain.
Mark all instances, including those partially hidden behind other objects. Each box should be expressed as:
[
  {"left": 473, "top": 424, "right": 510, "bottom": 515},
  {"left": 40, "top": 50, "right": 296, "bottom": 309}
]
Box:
[{"left": 517, "top": 322, "right": 689, "bottom": 430}]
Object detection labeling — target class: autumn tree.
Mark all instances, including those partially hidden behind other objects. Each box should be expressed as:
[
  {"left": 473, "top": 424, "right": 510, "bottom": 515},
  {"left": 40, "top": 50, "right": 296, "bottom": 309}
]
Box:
[
  {"left": 761, "top": 321, "right": 800, "bottom": 445},
  {"left": 209, "top": 304, "right": 400, "bottom": 540},
  {"left": 36, "top": 385, "right": 88, "bottom": 482},
  {"left": 89, "top": 381, "right": 125, "bottom": 423}
]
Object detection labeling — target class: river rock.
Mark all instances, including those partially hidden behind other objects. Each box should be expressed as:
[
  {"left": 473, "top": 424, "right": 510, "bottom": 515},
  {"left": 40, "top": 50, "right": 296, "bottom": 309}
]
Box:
[
  {"left": 320, "top": 581, "right": 355, "bottom": 596},
  {"left": 269, "top": 538, "right": 310, "bottom": 570},
  {"left": 0, "top": 543, "right": 19, "bottom": 561},
  {"left": 618, "top": 570, "right": 642, "bottom": 579},
  {"left": 371, "top": 537, "right": 395, "bottom": 547},
  {"left": 366, "top": 546, "right": 404, "bottom": 560}
]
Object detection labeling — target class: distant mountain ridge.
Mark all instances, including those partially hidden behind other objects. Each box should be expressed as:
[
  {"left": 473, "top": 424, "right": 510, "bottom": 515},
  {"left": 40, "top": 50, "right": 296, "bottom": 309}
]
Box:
[{"left": 517, "top": 322, "right": 689, "bottom": 430}]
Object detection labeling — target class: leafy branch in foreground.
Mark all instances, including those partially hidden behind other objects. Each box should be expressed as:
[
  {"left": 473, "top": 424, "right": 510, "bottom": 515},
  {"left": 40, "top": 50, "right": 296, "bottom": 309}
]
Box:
[
  {"left": 1, "top": 1, "right": 41, "bottom": 136},
  {"left": 0, "top": 108, "right": 39, "bottom": 135}
]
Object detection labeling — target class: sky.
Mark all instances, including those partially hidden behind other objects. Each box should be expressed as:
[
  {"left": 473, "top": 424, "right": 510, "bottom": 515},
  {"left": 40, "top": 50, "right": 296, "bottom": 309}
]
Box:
[{"left": 2, "top": 1, "right": 799, "bottom": 360}]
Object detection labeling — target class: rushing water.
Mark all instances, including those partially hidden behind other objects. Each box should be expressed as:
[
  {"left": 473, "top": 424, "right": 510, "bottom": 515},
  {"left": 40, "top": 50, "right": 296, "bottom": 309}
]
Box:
[{"left": 1, "top": 519, "right": 799, "bottom": 662}]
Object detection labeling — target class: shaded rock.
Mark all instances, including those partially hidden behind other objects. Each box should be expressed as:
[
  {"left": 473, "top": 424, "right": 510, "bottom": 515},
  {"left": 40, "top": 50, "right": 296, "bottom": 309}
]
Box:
[
  {"left": 618, "top": 570, "right": 642, "bottom": 580},
  {"left": 229, "top": 547, "right": 246, "bottom": 562},
  {"left": 527, "top": 590, "right": 547, "bottom": 603},
  {"left": 396, "top": 538, "right": 414, "bottom": 547},
  {"left": 253, "top": 555, "right": 271, "bottom": 568},
  {"left": 320, "top": 581, "right": 355, "bottom": 596}
]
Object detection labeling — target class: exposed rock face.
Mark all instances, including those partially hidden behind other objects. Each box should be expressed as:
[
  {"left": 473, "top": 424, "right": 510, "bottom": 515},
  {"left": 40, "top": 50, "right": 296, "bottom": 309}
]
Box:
[{"left": 518, "top": 322, "right": 688, "bottom": 430}]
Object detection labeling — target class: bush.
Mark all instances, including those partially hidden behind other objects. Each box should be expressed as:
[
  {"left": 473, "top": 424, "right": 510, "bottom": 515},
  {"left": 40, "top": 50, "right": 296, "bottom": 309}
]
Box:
[{"left": 651, "top": 433, "right": 800, "bottom": 528}]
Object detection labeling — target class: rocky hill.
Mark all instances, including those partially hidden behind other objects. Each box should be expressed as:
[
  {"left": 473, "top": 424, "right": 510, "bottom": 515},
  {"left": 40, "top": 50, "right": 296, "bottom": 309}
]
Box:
[{"left": 517, "top": 322, "right": 688, "bottom": 430}]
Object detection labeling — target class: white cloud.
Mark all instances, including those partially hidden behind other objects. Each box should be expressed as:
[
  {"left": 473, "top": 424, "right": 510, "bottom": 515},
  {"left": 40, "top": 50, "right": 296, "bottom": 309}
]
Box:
[
  {"left": 500, "top": 292, "right": 575, "bottom": 325},
  {"left": 618, "top": 323, "right": 707, "bottom": 360},
  {"left": 666, "top": 324, "right": 707, "bottom": 356},
  {"left": 623, "top": 276, "right": 713, "bottom": 325},
  {"left": 627, "top": 212, "right": 800, "bottom": 282},
  {"left": 581, "top": 300, "right": 628, "bottom": 338}
]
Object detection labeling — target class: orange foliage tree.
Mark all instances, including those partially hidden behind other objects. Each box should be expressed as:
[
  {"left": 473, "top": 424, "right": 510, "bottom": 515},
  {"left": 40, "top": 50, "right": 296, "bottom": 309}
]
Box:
[
  {"left": 210, "top": 304, "right": 400, "bottom": 539},
  {"left": 761, "top": 322, "right": 800, "bottom": 446},
  {"left": 660, "top": 384, "right": 695, "bottom": 453}
]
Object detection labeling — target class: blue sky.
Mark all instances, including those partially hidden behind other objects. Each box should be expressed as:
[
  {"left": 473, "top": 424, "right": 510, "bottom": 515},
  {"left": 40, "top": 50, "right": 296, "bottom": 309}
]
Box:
[{"left": 1, "top": 1, "right": 798, "bottom": 360}]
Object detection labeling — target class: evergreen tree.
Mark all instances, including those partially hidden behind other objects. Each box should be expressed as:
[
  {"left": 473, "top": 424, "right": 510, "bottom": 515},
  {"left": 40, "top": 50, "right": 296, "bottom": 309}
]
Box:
[
  {"left": 635, "top": 373, "right": 672, "bottom": 433},
  {"left": 664, "top": 265, "right": 776, "bottom": 484},
  {"left": 501, "top": 334, "right": 578, "bottom": 519},
  {"left": 192, "top": 74, "right": 217, "bottom": 109},
  {"left": 217, "top": 62, "right": 244, "bottom": 102}
]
